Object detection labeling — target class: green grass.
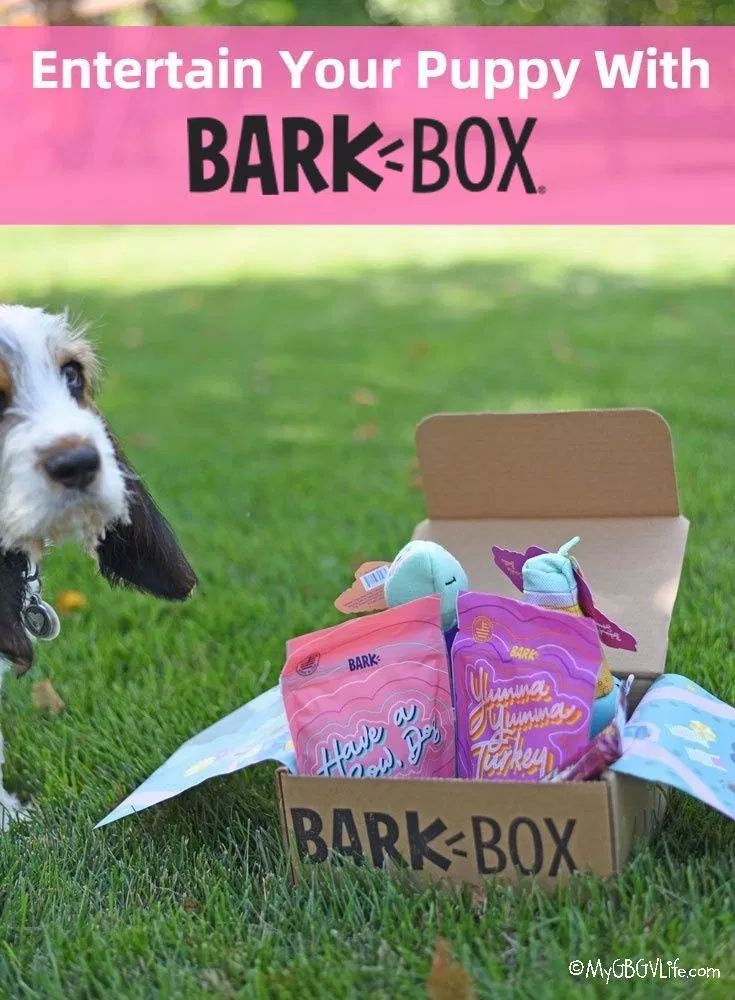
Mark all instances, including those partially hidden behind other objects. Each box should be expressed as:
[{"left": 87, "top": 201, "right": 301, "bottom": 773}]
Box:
[{"left": 0, "top": 227, "right": 733, "bottom": 998}]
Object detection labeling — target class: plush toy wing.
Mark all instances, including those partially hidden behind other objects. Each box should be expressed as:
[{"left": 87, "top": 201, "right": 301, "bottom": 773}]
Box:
[
  {"left": 491, "top": 545, "right": 545, "bottom": 592},
  {"left": 575, "top": 573, "right": 637, "bottom": 651},
  {"left": 491, "top": 544, "right": 637, "bottom": 652}
]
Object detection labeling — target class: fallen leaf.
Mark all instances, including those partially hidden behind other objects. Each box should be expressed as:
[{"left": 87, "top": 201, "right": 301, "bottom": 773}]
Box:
[
  {"left": 129, "top": 432, "right": 155, "bottom": 450},
  {"left": 251, "top": 364, "right": 270, "bottom": 396},
  {"left": 550, "top": 332, "right": 575, "bottom": 365},
  {"left": 32, "top": 679, "right": 65, "bottom": 716},
  {"left": 502, "top": 278, "right": 522, "bottom": 296},
  {"left": 427, "top": 939, "right": 476, "bottom": 1000},
  {"left": 181, "top": 292, "right": 204, "bottom": 310},
  {"left": 409, "top": 472, "right": 423, "bottom": 491},
  {"left": 201, "top": 970, "right": 236, "bottom": 997},
  {"left": 121, "top": 327, "right": 144, "bottom": 349},
  {"left": 409, "top": 341, "right": 430, "bottom": 360},
  {"left": 351, "top": 387, "right": 377, "bottom": 406},
  {"left": 353, "top": 423, "right": 379, "bottom": 442},
  {"left": 55, "top": 590, "right": 88, "bottom": 614},
  {"left": 466, "top": 884, "right": 487, "bottom": 913}
]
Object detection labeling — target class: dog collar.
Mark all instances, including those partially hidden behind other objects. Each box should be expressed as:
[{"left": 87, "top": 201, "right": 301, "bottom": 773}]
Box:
[{"left": 21, "top": 562, "right": 61, "bottom": 642}]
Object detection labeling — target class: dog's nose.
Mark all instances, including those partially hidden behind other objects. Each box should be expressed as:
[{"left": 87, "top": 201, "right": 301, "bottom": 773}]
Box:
[{"left": 43, "top": 444, "right": 100, "bottom": 490}]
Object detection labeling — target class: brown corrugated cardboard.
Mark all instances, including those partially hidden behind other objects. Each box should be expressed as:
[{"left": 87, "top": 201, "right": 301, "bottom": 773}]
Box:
[
  {"left": 416, "top": 409, "right": 680, "bottom": 519},
  {"left": 277, "top": 768, "right": 663, "bottom": 888},
  {"left": 277, "top": 409, "right": 685, "bottom": 887},
  {"left": 603, "top": 771, "right": 667, "bottom": 875}
]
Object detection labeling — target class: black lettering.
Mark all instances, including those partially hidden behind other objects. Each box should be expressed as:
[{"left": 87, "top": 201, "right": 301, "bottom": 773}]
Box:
[
  {"left": 509, "top": 817, "right": 543, "bottom": 875},
  {"left": 290, "top": 807, "right": 327, "bottom": 862},
  {"left": 282, "top": 117, "right": 328, "bottom": 193},
  {"left": 332, "top": 115, "right": 383, "bottom": 192},
  {"left": 498, "top": 117, "right": 537, "bottom": 193},
  {"left": 188, "top": 117, "right": 229, "bottom": 192},
  {"left": 471, "top": 816, "right": 506, "bottom": 874},
  {"left": 455, "top": 117, "right": 496, "bottom": 192},
  {"left": 406, "top": 812, "right": 450, "bottom": 871},
  {"left": 231, "top": 115, "right": 279, "bottom": 195},
  {"left": 413, "top": 118, "right": 450, "bottom": 193},
  {"left": 364, "top": 811, "right": 402, "bottom": 867},
  {"left": 545, "top": 818, "right": 577, "bottom": 875},
  {"left": 331, "top": 808, "right": 364, "bottom": 863}
]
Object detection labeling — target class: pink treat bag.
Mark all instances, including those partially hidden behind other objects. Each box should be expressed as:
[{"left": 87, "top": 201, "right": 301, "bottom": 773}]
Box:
[
  {"left": 281, "top": 596, "right": 455, "bottom": 779},
  {"left": 451, "top": 593, "right": 600, "bottom": 781}
]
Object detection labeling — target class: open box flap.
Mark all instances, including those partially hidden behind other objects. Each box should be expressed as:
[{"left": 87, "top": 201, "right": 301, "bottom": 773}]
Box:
[
  {"left": 416, "top": 409, "right": 680, "bottom": 519},
  {"left": 413, "top": 410, "right": 688, "bottom": 680}
]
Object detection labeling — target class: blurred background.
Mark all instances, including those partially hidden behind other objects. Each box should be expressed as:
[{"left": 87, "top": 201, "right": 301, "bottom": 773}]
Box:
[{"left": 2, "top": 0, "right": 734, "bottom": 28}]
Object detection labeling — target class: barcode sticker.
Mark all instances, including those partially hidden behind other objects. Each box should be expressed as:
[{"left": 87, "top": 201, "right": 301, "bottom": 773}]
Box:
[
  {"left": 334, "top": 560, "right": 390, "bottom": 614},
  {"left": 360, "top": 565, "right": 390, "bottom": 591}
]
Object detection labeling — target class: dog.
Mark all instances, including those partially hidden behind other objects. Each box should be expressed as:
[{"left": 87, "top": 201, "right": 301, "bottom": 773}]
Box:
[{"left": 0, "top": 305, "right": 196, "bottom": 826}]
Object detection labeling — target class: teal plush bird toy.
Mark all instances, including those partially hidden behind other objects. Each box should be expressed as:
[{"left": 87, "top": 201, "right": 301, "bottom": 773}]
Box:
[{"left": 385, "top": 540, "right": 468, "bottom": 632}]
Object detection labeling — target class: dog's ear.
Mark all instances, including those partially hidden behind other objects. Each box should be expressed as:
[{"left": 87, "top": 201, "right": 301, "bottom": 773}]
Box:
[
  {"left": 0, "top": 550, "right": 33, "bottom": 675},
  {"left": 96, "top": 438, "right": 197, "bottom": 602}
]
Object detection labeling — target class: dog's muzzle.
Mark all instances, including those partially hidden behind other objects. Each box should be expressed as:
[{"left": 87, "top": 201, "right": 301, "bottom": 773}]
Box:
[{"left": 42, "top": 443, "right": 101, "bottom": 490}]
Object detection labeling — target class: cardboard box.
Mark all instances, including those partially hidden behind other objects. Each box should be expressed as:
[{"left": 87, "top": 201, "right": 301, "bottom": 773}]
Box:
[{"left": 277, "top": 409, "right": 688, "bottom": 887}]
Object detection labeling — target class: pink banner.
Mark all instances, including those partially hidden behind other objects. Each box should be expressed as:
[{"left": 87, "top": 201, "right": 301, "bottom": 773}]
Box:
[{"left": 0, "top": 26, "right": 733, "bottom": 223}]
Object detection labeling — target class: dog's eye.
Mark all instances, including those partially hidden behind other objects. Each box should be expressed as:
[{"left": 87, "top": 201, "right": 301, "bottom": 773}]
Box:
[
  {"left": 61, "top": 361, "right": 84, "bottom": 398},
  {"left": 0, "top": 390, "right": 6, "bottom": 416}
]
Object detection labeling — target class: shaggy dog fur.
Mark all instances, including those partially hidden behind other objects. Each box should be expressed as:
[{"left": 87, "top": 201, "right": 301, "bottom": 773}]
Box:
[{"left": 0, "top": 306, "right": 195, "bottom": 826}]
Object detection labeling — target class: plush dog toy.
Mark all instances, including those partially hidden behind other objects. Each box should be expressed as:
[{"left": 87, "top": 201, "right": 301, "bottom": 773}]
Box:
[
  {"left": 521, "top": 536, "right": 620, "bottom": 736},
  {"left": 385, "top": 540, "right": 468, "bottom": 633}
]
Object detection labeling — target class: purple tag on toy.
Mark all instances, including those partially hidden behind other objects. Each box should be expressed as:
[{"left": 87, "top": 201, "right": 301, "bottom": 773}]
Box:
[
  {"left": 491, "top": 545, "right": 638, "bottom": 652},
  {"left": 451, "top": 593, "right": 599, "bottom": 782}
]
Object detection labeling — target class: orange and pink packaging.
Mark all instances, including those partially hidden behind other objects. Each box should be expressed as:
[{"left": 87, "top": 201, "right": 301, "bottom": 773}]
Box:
[
  {"left": 281, "top": 590, "right": 616, "bottom": 782},
  {"left": 280, "top": 595, "right": 455, "bottom": 779}
]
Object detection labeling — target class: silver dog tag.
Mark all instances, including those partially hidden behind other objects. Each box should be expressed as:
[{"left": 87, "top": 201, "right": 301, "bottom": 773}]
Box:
[{"left": 22, "top": 596, "right": 61, "bottom": 641}]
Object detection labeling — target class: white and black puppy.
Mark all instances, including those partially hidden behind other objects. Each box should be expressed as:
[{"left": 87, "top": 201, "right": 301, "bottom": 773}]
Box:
[{"left": 0, "top": 305, "right": 196, "bottom": 825}]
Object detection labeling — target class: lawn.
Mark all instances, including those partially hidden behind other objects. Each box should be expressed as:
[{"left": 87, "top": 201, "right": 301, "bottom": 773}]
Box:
[{"left": 0, "top": 227, "right": 733, "bottom": 998}]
